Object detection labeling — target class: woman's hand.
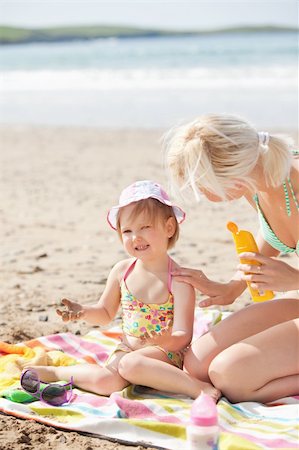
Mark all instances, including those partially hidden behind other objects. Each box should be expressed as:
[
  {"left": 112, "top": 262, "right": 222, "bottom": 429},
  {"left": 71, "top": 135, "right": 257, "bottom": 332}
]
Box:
[
  {"left": 56, "top": 298, "right": 86, "bottom": 322},
  {"left": 171, "top": 268, "right": 244, "bottom": 307},
  {"left": 238, "top": 252, "right": 299, "bottom": 292}
]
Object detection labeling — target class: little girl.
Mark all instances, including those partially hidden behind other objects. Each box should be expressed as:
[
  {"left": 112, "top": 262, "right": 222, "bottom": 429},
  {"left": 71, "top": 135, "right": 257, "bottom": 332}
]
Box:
[{"left": 30, "top": 180, "right": 219, "bottom": 400}]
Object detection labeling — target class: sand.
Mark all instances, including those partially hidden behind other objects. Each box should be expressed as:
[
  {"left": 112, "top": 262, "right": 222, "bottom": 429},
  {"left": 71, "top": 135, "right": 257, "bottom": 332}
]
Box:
[{"left": 0, "top": 125, "right": 297, "bottom": 449}]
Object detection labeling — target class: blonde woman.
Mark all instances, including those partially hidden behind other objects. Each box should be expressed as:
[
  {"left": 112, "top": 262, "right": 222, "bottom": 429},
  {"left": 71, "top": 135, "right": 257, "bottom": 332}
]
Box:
[{"left": 164, "top": 114, "right": 299, "bottom": 403}]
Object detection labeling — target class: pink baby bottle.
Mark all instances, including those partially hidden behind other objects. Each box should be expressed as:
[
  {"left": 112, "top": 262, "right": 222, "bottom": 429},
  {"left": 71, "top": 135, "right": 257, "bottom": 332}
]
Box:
[{"left": 187, "top": 392, "right": 219, "bottom": 450}]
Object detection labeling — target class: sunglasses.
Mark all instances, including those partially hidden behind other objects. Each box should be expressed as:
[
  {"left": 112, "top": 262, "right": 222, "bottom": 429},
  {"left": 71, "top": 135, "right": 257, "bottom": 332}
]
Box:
[{"left": 20, "top": 369, "right": 73, "bottom": 406}]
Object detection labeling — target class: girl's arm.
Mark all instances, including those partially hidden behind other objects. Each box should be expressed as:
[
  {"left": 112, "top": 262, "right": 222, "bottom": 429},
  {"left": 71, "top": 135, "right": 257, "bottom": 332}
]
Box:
[
  {"left": 57, "top": 260, "right": 128, "bottom": 326},
  {"left": 144, "top": 280, "right": 195, "bottom": 352},
  {"left": 168, "top": 279, "right": 196, "bottom": 351}
]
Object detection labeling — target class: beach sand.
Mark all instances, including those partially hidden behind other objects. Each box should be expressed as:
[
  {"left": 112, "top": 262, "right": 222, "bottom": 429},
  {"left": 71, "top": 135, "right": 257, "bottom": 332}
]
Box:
[{"left": 0, "top": 125, "right": 297, "bottom": 449}]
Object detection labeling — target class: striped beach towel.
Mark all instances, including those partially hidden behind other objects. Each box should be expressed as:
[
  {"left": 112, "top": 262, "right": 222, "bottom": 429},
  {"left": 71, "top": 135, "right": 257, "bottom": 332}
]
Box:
[{"left": 0, "top": 310, "right": 298, "bottom": 450}]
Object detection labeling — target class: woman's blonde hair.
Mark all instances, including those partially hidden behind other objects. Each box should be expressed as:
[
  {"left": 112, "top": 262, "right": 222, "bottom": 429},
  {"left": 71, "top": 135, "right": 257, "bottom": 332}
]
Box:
[
  {"left": 116, "top": 198, "right": 179, "bottom": 249},
  {"left": 164, "top": 114, "right": 294, "bottom": 200}
]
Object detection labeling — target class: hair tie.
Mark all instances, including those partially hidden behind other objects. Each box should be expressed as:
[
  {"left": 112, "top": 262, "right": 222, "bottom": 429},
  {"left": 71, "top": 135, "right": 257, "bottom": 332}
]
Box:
[{"left": 258, "top": 131, "right": 270, "bottom": 149}]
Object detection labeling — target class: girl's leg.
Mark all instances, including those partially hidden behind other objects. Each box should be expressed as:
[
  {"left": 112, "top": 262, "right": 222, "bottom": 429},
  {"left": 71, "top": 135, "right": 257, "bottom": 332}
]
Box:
[
  {"left": 118, "top": 346, "right": 221, "bottom": 401},
  {"left": 30, "top": 351, "right": 130, "bottom": 396},
  {"left": 184, "top": 298, "right": 299, "bottom": 382},
  {"left": 208, "top": 318, "right": 299, "bottom": 403}
]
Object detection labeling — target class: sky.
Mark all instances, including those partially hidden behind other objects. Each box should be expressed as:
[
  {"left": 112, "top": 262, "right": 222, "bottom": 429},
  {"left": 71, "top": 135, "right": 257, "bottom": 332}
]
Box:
[{"left": 0, "top": 0, "right": 297, "bottom": 30}]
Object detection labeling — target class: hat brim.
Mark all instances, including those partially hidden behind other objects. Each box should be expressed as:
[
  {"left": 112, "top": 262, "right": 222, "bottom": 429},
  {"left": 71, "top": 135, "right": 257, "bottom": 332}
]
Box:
[{"left": 107, "top": 200, "right": 185, "bottom": 230}]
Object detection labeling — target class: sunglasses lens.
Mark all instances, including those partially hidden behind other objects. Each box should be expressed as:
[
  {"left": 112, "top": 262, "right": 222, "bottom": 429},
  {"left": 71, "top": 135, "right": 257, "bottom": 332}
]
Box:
[
  {"left": 42, "top": 385, "right": 68, "bottom": 406},
  {"left": 21, "top": 370, "right": 39, "bottom": 393}
]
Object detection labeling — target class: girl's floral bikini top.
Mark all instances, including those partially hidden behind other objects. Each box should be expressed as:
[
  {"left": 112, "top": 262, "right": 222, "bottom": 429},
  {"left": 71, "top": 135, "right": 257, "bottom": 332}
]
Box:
[{"left": 120, "top": 258, "right": 174, "bottom": 338}]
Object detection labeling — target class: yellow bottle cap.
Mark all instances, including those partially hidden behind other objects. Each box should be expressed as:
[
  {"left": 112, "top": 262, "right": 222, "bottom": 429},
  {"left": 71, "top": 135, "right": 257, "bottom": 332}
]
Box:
[{"left": 227, "top": 222, "right": 238, "bottom": 234}]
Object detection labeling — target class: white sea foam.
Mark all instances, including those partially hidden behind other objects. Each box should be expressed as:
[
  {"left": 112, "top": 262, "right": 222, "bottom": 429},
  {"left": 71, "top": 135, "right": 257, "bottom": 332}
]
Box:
[
  {"left": 0, "top": 32, "right": 297, "bottom": 127},
  {"left": 1, "top": 66, "right": 297, "bottom": 91}
]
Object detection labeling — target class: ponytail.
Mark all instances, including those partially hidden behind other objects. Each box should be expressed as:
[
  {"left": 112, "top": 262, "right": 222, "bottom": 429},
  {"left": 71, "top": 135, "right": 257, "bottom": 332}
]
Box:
[{"left": 261, "top": 134, "right": 294, "bottom": 187}]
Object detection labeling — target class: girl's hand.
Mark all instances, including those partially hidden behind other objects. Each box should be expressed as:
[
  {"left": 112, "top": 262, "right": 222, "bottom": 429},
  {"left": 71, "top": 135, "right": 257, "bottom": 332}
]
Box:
[
  {"left": 140, "top": 320, "right": 172, "bottom": 345},
  {"left": 171, "top": 268, "right": 240, "bottom": 307},
  {"left": 238, "top": 252, "right": 299, "bottom": 292},
  {"left": 56, "top": 298, "right": 86, "bottom": 322}
]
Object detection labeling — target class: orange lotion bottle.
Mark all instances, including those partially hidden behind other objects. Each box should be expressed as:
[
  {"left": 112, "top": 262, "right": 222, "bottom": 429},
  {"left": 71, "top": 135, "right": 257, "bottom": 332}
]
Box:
[{"left": 227, "top": 222, "right": 274, "bottom": 302}]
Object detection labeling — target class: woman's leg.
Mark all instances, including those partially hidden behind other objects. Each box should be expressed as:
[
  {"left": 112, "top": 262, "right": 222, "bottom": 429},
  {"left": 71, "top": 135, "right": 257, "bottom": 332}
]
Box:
[
  {"left": 118, "top": 346, "right": 221, "bottom": 401},
  {"left": 208, "top": 318, "right": 299, "bottom": 403},
  {"left": 30, "top": 351, "right": 130, "bottom": 396},
  {"left": 184, "top": 298, "right": 299, "bottom": 382}
]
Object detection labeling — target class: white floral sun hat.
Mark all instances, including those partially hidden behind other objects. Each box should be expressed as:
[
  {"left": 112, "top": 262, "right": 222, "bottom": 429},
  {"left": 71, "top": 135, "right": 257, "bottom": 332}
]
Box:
[{"left": 107, "top": 180, "right": 186, "bottom": 230}]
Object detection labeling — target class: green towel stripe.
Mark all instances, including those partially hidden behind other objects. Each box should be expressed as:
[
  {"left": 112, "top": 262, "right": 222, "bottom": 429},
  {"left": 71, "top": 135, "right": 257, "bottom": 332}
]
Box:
[
  {"left": 219, "top": 402, "right": 298, "bottom": 438},
  {"left": 126, "top": 418, "right": 186, "bottom": 439}
]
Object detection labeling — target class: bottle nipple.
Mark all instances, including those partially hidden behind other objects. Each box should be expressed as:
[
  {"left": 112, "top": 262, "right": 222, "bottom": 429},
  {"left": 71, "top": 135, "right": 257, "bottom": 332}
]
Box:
[{"left": 190, "top": 393, "right": 218, "bottom": 427}]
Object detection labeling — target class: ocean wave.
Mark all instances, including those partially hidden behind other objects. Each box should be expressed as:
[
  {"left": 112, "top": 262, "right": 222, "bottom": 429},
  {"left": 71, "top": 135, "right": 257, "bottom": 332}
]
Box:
[{"left": 1, "top": 66, "right": 297, "bottom": 91}]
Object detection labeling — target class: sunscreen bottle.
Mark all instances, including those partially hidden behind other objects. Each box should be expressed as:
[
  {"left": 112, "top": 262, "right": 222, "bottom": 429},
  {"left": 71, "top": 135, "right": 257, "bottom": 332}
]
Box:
[{"left": 227, "top": 222, "right": 274, "bottom": 302}]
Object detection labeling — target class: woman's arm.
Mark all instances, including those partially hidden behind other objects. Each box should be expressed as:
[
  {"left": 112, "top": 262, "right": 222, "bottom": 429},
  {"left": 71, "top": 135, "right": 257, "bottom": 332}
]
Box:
[
  {"left": 171, "top": 266, "right": 247, "bottom": 307},
  {"left": 237, "top": 231, "right": 299, "bottom": 292}
]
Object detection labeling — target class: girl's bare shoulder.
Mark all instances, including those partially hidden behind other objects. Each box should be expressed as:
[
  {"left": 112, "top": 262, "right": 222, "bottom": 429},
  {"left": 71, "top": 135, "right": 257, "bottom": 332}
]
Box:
[
  {"left": 112, "top": 258, "right": 135, "bottom": 281},
  {"left": 170, "top": 258, "right": 181, "bottom": 271}
]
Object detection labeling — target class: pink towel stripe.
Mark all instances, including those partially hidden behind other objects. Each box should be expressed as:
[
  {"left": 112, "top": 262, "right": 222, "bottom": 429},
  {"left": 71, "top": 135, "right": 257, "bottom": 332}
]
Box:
[
  {"left": 44, "top": 333, "right": 107, "bottom": 354},
  {"left": 112, "top": 394, "right": 182, "bottom": 424},
  {"left": 72, "top": 392, "right": 114, "bottom": 407},
  {"left": 38, "top": 333, "right": 108, "bottom": 364},
  {"left": 221, "top": 428, "right": 298, "bottom": 449}
]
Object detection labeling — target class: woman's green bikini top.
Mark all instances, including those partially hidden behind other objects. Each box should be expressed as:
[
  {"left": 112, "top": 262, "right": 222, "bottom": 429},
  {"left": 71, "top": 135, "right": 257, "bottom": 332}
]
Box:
[{"left": 254, "top": 177, "right": 299, "bottom": 256}]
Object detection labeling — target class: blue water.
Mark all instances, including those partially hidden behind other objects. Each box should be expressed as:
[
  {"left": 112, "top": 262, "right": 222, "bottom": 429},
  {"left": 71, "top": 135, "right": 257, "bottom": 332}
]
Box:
[
  {"left": 0, "top": 32, "right": 297, "bottom": 70},
  {"left": 0, "top": 32, "right": 297, "bottom": 128}
]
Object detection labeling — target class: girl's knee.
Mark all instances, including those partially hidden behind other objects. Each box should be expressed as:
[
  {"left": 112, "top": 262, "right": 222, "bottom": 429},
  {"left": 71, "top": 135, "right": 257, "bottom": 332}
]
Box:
[
  {"left": 118, "top": 353, "right": 141, "bottom": 380},
  {"left": 90, "top": 370, "right": 126, "bottom": 396}
]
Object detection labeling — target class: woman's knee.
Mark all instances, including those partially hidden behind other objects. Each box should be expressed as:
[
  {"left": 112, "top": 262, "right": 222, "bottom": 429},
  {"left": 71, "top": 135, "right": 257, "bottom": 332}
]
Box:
[
  {"left": 208, "top": 349, "right": 248, "bottom": 402},
  {"left": 183, "top": 344, "right": 211, "bottom": 382}
]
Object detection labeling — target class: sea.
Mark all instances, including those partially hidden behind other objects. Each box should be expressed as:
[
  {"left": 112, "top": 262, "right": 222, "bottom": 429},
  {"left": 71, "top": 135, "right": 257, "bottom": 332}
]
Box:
[{"left": 0, "top": 31, "right": 297, "bottom": 129}]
